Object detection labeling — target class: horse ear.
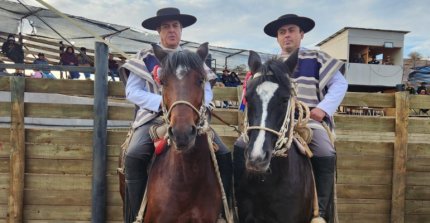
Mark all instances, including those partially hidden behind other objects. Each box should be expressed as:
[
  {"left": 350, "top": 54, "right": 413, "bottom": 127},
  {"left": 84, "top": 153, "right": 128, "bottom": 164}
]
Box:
[
  {"left": 284, "top": 48, "right": 299, "bottom": 73},
  {"left": 196, "top": 42, "right": 209, "bottom": 61},
  {"left": 248, "top": 50, "right": 261, "bottom": 74},
  {"left": 152, "top": 43, "right": 168, "bottom": 63}
]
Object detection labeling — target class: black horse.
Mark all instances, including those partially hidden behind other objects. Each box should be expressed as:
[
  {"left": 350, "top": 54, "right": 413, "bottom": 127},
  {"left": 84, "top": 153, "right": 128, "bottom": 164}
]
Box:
[{"left": 234, "top": 50, "right": 316, "bottom": 223}]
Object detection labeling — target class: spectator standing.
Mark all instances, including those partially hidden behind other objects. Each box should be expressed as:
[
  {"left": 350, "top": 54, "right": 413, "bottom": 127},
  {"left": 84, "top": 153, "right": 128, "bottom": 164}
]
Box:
[
  {"left": 60, "top": 46, "right": 79, "bottom": 79},
  {"left": 77, "top": 47, "right": 92, "bottom": 80},
  {"left": 0, "top": 60, "right": 6, "bottom": 75},
  {"left": 405, "top": 82, "right": 416, "bottom": 95},
  {"left": 351, "top": 53, "right": 364, "bottom": 63},
  {"left": 230, "top": 71, "right": 242, "bottom": 85},
  {"left": 383, "top": 55, "right": 393, "bottom": 65},
  {"left": 1, "top": 34, "right": 24, "bottom": 75},
  {"left": 221, "top": 68, "right": 241, "bottom": 87},
  {"left": 59, "top": 41, "right": 65, "bottom": 56},
  {"left": 368, "top": 55, "right": 380, "bottom": 64},
  {"left": 417, "top": 82, "right": 427, "bottom": 95},
  {"left": 108, "top": 53, "right": 119, "bottom": 81},
  {"left": 1, "top": 34, "right": 24, "bottom": 64}
]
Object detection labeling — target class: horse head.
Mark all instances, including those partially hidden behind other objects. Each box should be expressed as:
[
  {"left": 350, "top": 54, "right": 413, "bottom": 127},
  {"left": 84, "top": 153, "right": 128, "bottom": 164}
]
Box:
[
  {"left": 153, "top": 43, "right": 209, "bottom": 152},
  {"left": 244, "top": 50, "right": 298, "bottom": 173}
]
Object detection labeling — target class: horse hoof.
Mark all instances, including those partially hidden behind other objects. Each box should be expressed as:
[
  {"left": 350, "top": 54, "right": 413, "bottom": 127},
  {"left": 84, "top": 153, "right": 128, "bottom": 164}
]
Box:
[{"left": 310, "top": 216, "right": 326, "bottom": 223}]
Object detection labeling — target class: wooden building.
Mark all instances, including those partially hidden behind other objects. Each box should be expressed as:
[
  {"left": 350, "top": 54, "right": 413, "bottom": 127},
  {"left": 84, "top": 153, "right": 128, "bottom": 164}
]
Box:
[{"left": 317, "top": 27, "right": 409, "bottom": 91}]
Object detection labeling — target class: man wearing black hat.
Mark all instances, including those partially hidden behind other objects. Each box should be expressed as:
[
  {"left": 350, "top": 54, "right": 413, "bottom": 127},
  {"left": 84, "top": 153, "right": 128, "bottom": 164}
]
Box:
[
  {"left": 119, "top": 7, "right": 232, "bottom": 222},
  {"left": 1, "top": 34, "right": 24, "bottom": 74},
  {"left": 234, "top": 14, "right": 347, "bottom": 222}
]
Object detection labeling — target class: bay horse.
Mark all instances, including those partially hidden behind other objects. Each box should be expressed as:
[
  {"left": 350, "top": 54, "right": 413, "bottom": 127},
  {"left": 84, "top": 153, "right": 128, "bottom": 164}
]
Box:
[
  {"left": 142, "top": 43, "right": 222, "bottom": 223},
  {"left": 234, "top": 50, "right": 316, "bottom": 223}
]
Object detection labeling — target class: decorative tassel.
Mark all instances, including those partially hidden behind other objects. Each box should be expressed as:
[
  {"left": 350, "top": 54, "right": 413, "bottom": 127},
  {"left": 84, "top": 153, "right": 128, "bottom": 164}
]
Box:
[
  {"left": 239, "top": 71, "right": 253, "bottom": 112},
  {"left": 154, "top": 138, "right": 167, "bottom": 155}
]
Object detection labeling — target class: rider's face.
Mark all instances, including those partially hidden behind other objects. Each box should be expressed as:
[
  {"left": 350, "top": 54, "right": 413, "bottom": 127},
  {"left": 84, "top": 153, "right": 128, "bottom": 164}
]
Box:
[
  {"left": 276, "top": 24, "right": 304, "bottom": 54},
  {"left": 158, "top": 20, "right": 182, "bottom": 49}
]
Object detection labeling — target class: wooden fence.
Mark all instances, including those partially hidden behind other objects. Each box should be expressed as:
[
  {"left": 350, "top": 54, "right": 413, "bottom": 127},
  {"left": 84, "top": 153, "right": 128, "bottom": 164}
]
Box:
[{"left": 1, "top": 76, "right": 429, "bottom": 222}]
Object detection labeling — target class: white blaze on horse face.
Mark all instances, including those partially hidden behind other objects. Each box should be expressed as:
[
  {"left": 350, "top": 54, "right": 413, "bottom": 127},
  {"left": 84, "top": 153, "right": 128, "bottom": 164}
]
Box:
[
  {"left": 175, "top": 65, "right": 187, "bottom": 80},
  {"left": 251, "top": 81, "right": 279, "bottom": 160}
]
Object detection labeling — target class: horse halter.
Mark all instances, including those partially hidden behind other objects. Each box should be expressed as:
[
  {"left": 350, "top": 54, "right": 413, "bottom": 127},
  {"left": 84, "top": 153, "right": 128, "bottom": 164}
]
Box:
[
  {"left": 242, "top": 72, "right": 298, "bottom": 157},
  {"left": 243, "top": 96, "right": 296, "bottom": 154}
]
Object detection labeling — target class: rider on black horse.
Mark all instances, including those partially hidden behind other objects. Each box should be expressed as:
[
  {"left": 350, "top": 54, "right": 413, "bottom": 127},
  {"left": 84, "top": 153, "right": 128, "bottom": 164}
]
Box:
[{"left": 234, "top": 14, "right": 348, "bottom": 222}]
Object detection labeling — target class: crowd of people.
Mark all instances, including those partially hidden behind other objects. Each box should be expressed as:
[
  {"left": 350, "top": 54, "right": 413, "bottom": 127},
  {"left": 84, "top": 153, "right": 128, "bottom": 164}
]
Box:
[
  {"left": 406, "top": 81, "right": 430, "bottom": 95},
  {"left": 220, "top": 68, "right": 242, "bottom": 87},
  {"left": 406, "top": 81, "right": 429, "bottom": 114},
  {"left": 351, "top": 53, "right": 393, "bottom": 65},
  {"left": 1, "top": 34, "right": 123, "bottom": 80}
]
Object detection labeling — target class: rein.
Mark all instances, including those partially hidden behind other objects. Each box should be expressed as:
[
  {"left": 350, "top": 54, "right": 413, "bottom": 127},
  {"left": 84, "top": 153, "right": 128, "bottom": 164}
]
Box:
[{"left": 210, "top": 110, "right": 241, "bottom": 134}]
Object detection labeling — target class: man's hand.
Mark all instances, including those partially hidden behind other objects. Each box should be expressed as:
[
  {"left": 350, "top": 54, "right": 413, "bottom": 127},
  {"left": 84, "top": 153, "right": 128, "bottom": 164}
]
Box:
[{"left": 310, "top": 107, "right": 326, "bottom": 122}]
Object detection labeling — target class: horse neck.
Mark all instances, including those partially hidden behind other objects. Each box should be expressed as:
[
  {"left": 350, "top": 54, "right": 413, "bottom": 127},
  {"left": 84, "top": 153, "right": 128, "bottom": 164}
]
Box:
[{"left": 271, "top": 144, "right": 311, "bottom": 184}]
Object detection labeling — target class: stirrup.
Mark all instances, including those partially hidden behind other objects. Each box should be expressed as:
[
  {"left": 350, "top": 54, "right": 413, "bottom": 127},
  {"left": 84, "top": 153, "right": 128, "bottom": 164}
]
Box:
[{"left": 311, "top": 216, "right": 326, "bottom": 223}]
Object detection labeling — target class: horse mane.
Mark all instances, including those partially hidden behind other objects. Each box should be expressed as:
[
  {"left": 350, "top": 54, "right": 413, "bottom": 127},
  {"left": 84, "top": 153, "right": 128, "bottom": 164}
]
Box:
[
  {"left": 250, "top": 57, "right": 292, "bottom": 92},
  {"left": 159, "top": 50, "right": 207, "bottom": 82}
]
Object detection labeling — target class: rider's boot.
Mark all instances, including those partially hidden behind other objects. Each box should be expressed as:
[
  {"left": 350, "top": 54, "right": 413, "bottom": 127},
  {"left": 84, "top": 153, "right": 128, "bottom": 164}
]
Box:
[
  {"left": 233, "top": 145, "right": 246, "bottom": 195},
  {"left": 217, "top": 152, "right": 233, "bottom": 220},
  {"left": 124, "top": 155, "right": 151, "bottom": 223},
  {"left": 311, "top": 156, "right": 336, "bottom": 222}
]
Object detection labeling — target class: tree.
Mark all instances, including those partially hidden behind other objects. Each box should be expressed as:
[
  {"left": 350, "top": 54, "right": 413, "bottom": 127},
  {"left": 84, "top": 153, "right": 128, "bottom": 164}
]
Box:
[
  {"left": 233, "top": 64, "right": 247, "bottom": 75},
  {"left": 408, "top": 51, "right": 422, "bottom": 68}
]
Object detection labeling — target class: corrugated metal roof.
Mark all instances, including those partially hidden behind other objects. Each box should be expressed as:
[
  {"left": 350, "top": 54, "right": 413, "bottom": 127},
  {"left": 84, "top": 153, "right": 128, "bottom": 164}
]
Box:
[{"left": 0, "top": 0, "right": 274, "bottom": 69}]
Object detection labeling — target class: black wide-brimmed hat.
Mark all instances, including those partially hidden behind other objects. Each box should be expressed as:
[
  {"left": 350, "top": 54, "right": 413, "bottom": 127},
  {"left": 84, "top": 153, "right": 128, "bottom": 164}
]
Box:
[
  {"left": 142, "top": 7, "right": 197, "bottom": 30},
  {"left": 264, "top": 14, "right": 315, "bottom": 37}
]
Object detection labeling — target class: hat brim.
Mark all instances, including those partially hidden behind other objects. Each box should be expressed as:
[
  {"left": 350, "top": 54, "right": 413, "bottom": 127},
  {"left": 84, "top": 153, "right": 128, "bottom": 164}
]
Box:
[
  {"left": 264, "top": 17, "right": 315, "bottom": 37},
  {"left": 142, "top": 14, "right": 196, "bottom": 30}
]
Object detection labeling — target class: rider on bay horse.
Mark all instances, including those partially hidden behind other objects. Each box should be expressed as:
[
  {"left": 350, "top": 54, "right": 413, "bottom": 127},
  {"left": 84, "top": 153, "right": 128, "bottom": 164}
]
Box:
[
  {"left": 234, "top": 14, "right": 348, "bottom": 222},
  {"left": 119, "top": 7, "right": 232, "bottom": 222}
]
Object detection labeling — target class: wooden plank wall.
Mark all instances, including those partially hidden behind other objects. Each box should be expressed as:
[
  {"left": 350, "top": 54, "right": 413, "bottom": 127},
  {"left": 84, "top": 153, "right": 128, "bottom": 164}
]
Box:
[
  {"left": 334, "top": 92, "right": 430, "bottom": 223},
  {"left": 0, "top": 78, "right": 128, "bottom": 222},
  {"left": 406, "top": 95, "right": 430, "bottom": 222},
  {"left": 335, "top": 93, "right": 396, "bottom": 222},
  {"left": 1, "top": 77, "right": 430, "bottom": 222}
]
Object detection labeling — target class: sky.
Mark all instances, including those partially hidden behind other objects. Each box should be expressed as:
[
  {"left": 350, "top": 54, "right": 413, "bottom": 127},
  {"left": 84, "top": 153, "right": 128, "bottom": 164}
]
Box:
[{"left": 20, "top": 0, "right": 430, "bottom": 59}]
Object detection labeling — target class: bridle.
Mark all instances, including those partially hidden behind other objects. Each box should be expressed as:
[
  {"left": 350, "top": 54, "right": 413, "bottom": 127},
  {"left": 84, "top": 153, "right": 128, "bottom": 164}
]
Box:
[
  {"left": 243, "top": 96, "right": 296, "bottom": 156},
  {"left": 162, "top": 100, "right": 208, "bottom": 133},
  {"left": 160, "top": 72, "right": 208, "bottom": 135}
]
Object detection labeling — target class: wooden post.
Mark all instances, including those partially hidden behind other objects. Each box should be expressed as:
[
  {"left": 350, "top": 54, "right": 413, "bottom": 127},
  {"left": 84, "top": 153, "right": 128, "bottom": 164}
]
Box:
[
  {"left": 91, "top": 42, "right": 109, "bottom": 223},
  {"left": 391, "top": 91, "right": 409, "bottom": 223},
  {"left": 8, "top": 77, "right": 25, "bottom": 223}
]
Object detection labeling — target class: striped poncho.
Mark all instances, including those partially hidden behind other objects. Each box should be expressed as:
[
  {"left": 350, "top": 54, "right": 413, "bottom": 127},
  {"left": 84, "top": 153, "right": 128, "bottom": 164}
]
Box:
[{"left": 285, "top": 49, "right": 344, "bottom": 109}]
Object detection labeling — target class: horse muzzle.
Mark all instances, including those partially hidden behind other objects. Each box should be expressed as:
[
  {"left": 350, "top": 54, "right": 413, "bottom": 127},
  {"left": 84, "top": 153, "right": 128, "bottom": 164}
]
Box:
[
  {"left": 168, "top": 125, "right": 197, "bottom": 151},
  {"left": 245, "top": 149, "right": 271, "bottom": 173}
]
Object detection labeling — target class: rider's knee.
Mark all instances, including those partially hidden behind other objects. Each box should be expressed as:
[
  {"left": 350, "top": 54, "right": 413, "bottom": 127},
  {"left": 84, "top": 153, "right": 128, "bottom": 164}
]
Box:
[{"left": 234, "top": 135, "right": 246, "bottom": 149}]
